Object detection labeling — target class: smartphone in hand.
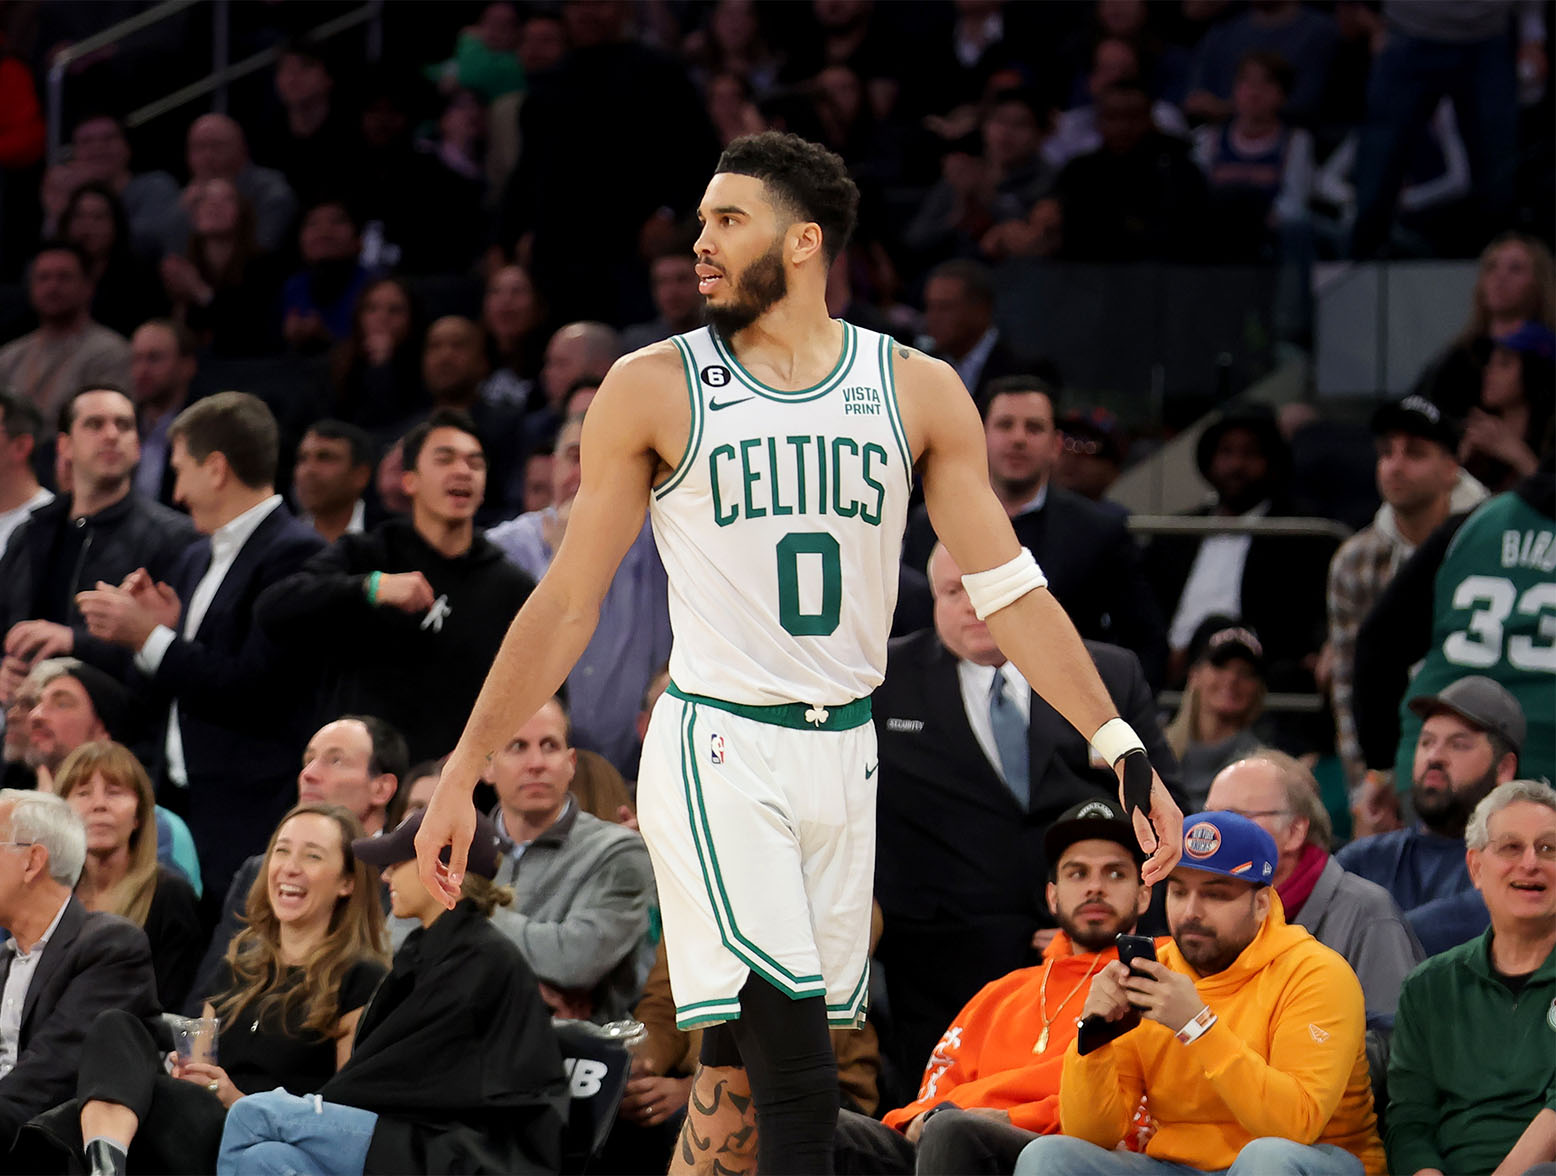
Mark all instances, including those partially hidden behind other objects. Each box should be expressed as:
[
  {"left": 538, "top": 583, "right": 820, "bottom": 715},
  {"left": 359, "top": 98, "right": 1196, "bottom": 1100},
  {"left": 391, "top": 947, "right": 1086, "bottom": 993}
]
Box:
[
  {"left": 1077, "top": 933, "right": 1157, "bottom": 1055},
  {"left": 1116, "top": 933, "right": 1158, "bottom": 976}
]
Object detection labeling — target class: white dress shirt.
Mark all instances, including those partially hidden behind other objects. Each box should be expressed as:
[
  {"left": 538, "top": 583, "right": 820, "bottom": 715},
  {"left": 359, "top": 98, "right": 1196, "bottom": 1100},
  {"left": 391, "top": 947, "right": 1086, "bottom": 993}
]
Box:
[
  {"left": 137, "top": 494, "right": 282, "bottom": 787},
  {"left": 1168, "top": 500, "right": 1271, "bottom": 650},
  {"left": 0, "top": 486, "right": 53, "bottom": 558},
  {"left": 0, "top": 893, "right": 70, "bottom": 1077},
  {"left": 955, "top": 658, "right": 1032, "bottom": 785}
]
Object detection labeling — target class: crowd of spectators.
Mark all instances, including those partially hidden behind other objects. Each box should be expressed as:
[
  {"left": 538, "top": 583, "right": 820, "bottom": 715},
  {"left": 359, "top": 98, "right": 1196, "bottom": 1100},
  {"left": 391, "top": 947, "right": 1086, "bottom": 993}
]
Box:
[{"left": 0, "top": 2, "right": 1550, "bottom": 1174}]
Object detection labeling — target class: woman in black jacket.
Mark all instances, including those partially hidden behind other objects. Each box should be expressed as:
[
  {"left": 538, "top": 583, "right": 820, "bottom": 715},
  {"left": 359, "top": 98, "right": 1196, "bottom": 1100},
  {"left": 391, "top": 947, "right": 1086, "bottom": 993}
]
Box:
[{"left": 217, "top": 808, "right": 568, "bottom": 1176}]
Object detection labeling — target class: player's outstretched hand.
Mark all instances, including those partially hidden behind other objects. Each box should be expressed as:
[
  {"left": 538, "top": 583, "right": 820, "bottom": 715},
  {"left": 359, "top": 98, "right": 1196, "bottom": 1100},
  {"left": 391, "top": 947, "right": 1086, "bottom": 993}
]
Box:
[
  {"left": 414, "top": 773, "right": 477, "bottom": 910},
  {"left": 1115, "top": 752, "right": 1183, "bottom": 885}
]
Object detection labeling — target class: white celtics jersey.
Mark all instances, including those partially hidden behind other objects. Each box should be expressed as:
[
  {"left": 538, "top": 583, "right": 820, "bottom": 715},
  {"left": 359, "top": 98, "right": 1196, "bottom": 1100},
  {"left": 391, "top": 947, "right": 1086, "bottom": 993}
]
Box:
[{"left": 650, "top": 322, "right": 913, "bottom": 707}]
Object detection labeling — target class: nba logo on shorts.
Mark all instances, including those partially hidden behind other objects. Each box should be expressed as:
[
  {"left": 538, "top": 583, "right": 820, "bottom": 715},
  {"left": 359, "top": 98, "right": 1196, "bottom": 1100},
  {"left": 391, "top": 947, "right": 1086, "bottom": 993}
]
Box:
[{"left": 709, "top": 733, "right": 726, "bottom": 765}]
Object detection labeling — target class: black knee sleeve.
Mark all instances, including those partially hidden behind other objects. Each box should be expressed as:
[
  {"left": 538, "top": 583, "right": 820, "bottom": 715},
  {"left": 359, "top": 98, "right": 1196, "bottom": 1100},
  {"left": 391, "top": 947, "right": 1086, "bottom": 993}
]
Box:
[
  {"left": 729, "top": 973, "right": 839, "bottom": 1176},
  {"left": 700, "top": 1020, "right": 744, "bottom": 1069}
]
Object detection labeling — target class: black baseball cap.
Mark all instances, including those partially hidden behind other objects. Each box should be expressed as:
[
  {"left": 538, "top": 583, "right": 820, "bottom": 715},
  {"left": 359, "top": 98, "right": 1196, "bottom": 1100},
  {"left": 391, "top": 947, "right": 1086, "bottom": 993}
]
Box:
[
  {"left": 1370, "top": 395, "right": 1459, "bottom": 451},
  {"left": 1045, "top": 796, "right": 1145, "bottom": 868},
  {"left": 353, "top": 807, "right": 505, "bottom": 880},
  {"left": 1186, "top": 616, "right": 1265, "bottom": 673},
  {"left": 1059, "top": 408, "right": 1126, "bottom": 465}
]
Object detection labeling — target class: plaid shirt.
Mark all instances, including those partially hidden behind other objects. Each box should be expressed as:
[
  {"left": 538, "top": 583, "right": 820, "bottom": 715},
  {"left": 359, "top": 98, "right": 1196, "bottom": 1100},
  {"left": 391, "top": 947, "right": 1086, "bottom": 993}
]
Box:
[{"left": 1327, "top": 521, "right": 1412, "bottom": 785}]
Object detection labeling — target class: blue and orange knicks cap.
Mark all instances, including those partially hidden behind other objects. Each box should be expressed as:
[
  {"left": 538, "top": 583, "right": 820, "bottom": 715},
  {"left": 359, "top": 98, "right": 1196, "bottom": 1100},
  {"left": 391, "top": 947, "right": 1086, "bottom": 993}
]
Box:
[{"left": 1179, "top": 812, "right": 1277, "bottom": 886}]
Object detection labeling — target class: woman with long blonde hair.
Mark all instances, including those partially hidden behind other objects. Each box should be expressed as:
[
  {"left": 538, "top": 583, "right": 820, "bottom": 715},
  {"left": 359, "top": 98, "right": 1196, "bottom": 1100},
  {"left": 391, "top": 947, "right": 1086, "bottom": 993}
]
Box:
[
  {"left": 28, "top": 804, "right": 389, "bottom": 1176},
  {"left": 1163, "top": 618, "right": 1269, "bottom": 810},
  {"left": 1456, "top": 232, "right": 1556, "bottom": 343},
  {"left": 55, "top": 741, "right": 203, "bottom": 1010},
  {"left": 1418, "top": 233, "right": 1556, "bottom": 414}
]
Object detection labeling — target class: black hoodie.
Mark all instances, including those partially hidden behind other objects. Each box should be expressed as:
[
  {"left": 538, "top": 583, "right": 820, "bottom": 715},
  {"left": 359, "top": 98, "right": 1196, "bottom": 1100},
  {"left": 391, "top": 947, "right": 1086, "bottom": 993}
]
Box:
[
  {"left": 319, "top": 900, "right": 568, "bottom": 1175},
  {"left": 255, "top": 516, "right": 535, "bottom": 762}
]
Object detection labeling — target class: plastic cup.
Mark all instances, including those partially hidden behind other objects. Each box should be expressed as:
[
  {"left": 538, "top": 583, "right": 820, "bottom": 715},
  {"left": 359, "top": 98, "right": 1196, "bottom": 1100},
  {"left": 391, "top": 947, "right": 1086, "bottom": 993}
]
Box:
[{"left": 172, "top": 1015, "right": 220, "bottom": 1067}]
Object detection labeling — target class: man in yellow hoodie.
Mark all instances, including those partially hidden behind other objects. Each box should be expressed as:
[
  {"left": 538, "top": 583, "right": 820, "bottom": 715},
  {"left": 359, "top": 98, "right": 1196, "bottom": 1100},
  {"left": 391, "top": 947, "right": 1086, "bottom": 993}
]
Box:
[{"left": 1016, "top": 811, "right": 1385, "bottom": 1176}]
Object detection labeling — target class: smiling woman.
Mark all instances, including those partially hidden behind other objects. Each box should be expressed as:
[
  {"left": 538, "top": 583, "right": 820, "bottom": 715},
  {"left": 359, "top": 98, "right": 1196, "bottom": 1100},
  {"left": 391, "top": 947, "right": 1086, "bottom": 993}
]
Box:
[{"left": 1164, "top": 617, "right": 1269, "bottom": 810}]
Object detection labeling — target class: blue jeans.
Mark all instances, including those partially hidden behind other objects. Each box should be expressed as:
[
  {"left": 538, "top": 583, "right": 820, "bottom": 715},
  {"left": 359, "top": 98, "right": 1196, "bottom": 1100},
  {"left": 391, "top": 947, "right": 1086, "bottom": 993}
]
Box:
[
  {"left": 1350, "top": 30, "right": 1517, "bottom": 257},
  {"left": 1014, "top": 1135, "right": 1365, "bottom": 1176},
  {"left": 217, "top": 1089, "right": 379, "bottom": 1176}
]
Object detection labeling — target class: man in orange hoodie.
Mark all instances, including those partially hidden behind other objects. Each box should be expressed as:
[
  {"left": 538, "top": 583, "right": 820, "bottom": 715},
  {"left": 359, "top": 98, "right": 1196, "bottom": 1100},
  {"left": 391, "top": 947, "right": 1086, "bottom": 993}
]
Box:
[
  {"left": 1017, "top": 811, "right": 1385, "bottom": 1176},
  {"left": 835, "top": 797, "right": 1155, "bottom": 1174}
]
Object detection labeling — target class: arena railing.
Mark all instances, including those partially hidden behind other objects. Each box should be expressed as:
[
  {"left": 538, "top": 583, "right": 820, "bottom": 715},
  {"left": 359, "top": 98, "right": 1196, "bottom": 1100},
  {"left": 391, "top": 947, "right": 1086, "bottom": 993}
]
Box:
[
  {"left": 47, "top": 0, "right": 384, "bottom": 165},
  {"left": 1125, "top": 513, "right": 1354, "bottom": 715}
]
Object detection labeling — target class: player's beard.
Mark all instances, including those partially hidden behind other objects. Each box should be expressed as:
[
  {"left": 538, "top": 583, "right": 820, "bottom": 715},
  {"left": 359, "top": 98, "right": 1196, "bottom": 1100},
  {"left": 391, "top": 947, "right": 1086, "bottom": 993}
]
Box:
[{"left": 705, "top": 240, "right": 787, "bottom": 339}]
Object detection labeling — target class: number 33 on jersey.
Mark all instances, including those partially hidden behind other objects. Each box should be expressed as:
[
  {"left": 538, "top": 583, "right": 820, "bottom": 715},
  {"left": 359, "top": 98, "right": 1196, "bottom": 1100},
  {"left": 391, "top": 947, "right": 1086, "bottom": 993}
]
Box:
[
  {"left": 1396, "top": 490, "right": 1556, "bottom": 786},
  {"left": 650, "top": 323, "right": 913, "bottom": 709}
]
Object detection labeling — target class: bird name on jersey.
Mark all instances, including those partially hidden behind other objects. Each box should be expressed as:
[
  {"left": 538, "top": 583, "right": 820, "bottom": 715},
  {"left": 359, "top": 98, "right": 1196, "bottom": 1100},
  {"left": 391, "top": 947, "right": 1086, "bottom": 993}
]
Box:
[
  {"left": 1501, "top": 528, "right": 1556, "bottom": 574},
  {"left": 708, "top": 434, "right": 890, "bottom": 527}
]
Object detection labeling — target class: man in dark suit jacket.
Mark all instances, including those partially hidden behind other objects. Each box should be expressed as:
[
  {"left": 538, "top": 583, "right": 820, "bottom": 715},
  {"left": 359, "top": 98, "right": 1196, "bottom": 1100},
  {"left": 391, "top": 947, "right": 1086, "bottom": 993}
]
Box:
[
  {"left": 74, "top": 392, "right": 324, "bottom": 899},
  {"left": 921, "top": 260, "right": 1041, "bottom": 403},
  {"left": 903, "top": 376, "right": 1167, "bottom": 686},
  {"left": 0, "top": 789, "right": 160, "bottom": 1150},
  {"left": 874, "top": 543, "right": 1182, "bottom": 1084},
  {"left": 1142, "top": 403, "right": 1337, "bottom": 697}
]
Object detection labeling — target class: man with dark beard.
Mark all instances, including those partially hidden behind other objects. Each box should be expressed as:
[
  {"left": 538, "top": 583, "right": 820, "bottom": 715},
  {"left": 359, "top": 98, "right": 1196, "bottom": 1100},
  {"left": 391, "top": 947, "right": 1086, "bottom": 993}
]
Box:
[
  {"left": 416, "top": 132, "right": 1182, "bottom": 1176},
  {"left": 1337, "top": 675, "right": 1522, "bottom": 954},
  {"left": 833, "top": 798, "right": 1154, "bottom": 1175},
  {"left": 1017, "top": 812, "right": 1385, "bottom": 1176}
]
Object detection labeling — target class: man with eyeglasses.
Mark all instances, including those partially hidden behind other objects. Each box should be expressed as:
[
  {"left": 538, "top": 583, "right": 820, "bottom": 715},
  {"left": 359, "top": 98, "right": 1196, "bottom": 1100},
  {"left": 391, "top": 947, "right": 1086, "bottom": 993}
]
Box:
[
  {"left": 1385, "top": 778, "right": 1556, "bottom": 1176},
  {"left": 1207, "top": 751, "right": 1421, "bottom": 1018}
]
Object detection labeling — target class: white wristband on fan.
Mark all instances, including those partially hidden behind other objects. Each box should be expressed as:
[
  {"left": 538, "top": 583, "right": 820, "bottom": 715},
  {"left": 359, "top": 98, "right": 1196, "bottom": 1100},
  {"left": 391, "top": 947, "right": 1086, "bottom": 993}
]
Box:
[
  {"left": 1175, "top": 1005, "right": 1217, "bottom": 1045},
  {"left": 1090, "top": 717, "right": 1145, "bottom": 766}
]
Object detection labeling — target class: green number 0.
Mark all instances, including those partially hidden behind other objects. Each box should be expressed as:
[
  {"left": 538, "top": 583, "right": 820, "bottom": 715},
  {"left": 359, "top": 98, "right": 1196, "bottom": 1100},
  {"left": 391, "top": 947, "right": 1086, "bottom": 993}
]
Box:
[{"left": 777, "top": 531, "right": 842, "bottom": 636}]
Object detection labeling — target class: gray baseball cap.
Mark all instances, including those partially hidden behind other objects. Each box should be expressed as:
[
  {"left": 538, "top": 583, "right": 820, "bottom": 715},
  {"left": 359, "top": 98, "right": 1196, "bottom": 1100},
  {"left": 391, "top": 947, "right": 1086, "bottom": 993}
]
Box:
[{"left": 1408, "top": 676, "right": 1526, "bottom": 753}]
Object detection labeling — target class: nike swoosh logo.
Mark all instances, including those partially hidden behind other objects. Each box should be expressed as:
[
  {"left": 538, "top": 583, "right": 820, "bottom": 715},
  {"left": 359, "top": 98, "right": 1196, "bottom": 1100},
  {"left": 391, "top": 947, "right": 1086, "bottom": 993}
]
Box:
[
  {"left": 865, "top": 763, "right": 878, "bottom": 779},
  {"left": 708, "top": 395, "right": 755, "bottom": 411}
]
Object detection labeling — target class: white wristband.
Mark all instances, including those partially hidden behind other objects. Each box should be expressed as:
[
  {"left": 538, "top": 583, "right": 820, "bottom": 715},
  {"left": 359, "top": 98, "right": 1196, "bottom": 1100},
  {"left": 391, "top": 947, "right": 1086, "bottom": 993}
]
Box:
[
  {"left": 961, "top": 548, "right": 1048, "bottom": 620},
  {"left": 1090, "top": 717, "right": 1145, "bottom": 766},
  {"left": 1175, "top": 1005, "right": 1216, "bottom": 1045}
]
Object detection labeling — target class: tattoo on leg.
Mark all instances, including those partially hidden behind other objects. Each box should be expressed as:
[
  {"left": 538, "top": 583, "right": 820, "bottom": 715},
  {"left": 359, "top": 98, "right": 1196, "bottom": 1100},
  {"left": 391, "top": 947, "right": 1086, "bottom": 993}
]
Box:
[{"left": 672, "top": 1073, "right": 758, "bottom": 1176}]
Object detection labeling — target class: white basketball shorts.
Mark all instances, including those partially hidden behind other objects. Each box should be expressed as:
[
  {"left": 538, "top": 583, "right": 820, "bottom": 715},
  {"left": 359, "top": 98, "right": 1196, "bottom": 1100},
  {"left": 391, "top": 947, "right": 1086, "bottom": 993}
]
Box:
[{"left": 636, "top": 685, "right": 876, "bottom": 1031}]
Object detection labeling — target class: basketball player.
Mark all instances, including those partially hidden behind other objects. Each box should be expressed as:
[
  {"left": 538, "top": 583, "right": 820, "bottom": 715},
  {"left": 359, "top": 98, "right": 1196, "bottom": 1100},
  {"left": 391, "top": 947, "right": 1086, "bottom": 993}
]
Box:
[{"left": 417, "top": 133, "right": 1181, "bottom": 1174}]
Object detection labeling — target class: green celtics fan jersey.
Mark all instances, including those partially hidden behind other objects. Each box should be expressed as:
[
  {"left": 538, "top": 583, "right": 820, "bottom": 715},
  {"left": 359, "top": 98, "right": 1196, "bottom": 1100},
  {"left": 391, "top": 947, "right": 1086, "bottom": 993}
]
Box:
[
  {"left": 649, "top": 323, "right": 913, "bottom": 708},
  {"left": 1393, "top": 491, "right": 1556, "bottom": 785}
]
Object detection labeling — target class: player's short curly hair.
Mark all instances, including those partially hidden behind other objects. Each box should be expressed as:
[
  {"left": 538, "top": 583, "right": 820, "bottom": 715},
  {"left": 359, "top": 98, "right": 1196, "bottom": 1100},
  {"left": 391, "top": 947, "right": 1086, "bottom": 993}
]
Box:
[{"left": 715, "top": 132, "right": 860, "bottom": 264}]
